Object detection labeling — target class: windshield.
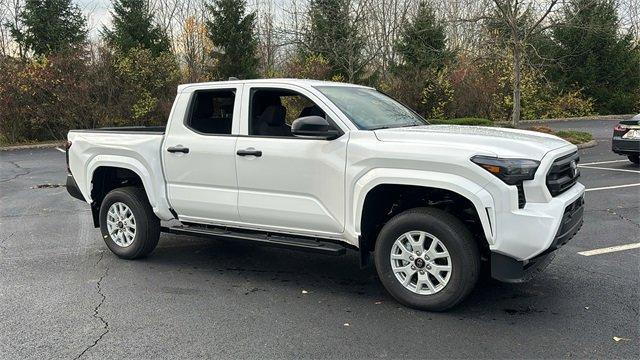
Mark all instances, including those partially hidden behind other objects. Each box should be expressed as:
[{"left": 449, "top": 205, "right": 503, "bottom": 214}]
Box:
[{"left": 315, "top": 86, "right": 428, "bottom": 130}]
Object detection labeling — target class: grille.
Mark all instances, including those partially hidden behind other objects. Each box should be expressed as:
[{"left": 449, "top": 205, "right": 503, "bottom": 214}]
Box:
[{"left": 546, "top": 151, "right": 580, "bottom": 196}]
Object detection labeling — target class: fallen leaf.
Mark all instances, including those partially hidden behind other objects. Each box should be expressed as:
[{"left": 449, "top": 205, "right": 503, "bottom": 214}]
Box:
[
  {"left": 301, "top": 290, "right": 308, "bottom": 294},
  {"left": 613, "top": 337, "right": 630, "bottom": 342}
]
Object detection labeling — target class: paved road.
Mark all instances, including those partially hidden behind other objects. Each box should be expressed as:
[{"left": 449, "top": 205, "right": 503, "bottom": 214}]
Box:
[{"left": 1, "top": 120, "right": 638, "bottom": 359}]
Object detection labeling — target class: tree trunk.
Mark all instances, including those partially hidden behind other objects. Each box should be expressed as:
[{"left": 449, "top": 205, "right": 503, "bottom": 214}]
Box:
[{"left": 512, "top": 43, "right": 522, "bottom": 127}]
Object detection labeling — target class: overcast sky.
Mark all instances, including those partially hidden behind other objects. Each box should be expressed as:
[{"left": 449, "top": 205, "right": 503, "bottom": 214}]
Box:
[
  {"left": 75, "top": 0, "right": 637, "bottom": 40},
  {"left": 77, "top": 0, "right": 111, "bottom": 35}
]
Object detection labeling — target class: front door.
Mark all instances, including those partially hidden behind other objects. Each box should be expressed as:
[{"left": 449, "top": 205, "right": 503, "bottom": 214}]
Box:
[
  {"left": 234, "top": 85, "right": 348, "bottom": 236},
  {"left": 163, "top": 85, "right": 242, "bottom": 223}
]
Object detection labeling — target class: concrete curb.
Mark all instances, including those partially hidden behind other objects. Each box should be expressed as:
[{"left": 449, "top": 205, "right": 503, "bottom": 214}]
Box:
[
  {"left": 577, "top": 139, "right": 598, "bottom": 149},
  {"left": 0, "top": 142, "right": 61, "bottom": 151}
]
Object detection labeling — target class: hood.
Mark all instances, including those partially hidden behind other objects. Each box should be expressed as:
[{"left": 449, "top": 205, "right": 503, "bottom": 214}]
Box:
[{"left": 374, "top": 125, "right": 572, "bottom": 160}]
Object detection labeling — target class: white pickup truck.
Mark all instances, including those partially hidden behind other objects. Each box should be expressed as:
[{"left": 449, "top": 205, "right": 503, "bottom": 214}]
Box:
[{"left": 66, "top": 79, "right": 584, "bottom": 310}]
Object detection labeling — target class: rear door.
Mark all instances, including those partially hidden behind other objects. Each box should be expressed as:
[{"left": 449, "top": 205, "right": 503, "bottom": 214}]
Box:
[
  {"left": 163, "top": 85, "right": 242, "bottom": 223},
  {"left": 234, "top": 84, "right": 349, "bottom": 236}
]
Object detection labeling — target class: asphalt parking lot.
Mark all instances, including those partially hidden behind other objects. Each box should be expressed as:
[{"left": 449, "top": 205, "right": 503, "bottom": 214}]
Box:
[{"left": 1, "top": 119, "right": 638, "bottom": 359}]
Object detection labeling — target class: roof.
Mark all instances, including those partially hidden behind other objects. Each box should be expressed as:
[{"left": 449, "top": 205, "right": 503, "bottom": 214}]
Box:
[{"left": 177, "top": 78, "right": 373, "bottom": 92}]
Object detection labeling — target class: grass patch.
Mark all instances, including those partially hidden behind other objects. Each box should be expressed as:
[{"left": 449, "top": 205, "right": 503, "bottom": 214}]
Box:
[
  {"left": 526, "top": 126, "right": 593, "bottom": 144},
  {"left": 554, "top": 130, "right": 593, "bottom": 144}
]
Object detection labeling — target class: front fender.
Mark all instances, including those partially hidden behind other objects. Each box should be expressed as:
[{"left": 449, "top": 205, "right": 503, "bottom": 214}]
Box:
[{"left": 348, "top": 168, "right": 495, "bottom": 246}]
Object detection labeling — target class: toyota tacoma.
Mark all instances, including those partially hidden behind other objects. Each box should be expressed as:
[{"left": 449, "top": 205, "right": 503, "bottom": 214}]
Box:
[{"left": 65, "top": 79, "right": 584, "bottom": 310}]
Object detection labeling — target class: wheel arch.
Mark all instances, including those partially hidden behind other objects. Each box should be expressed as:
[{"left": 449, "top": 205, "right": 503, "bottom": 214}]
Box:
[
  {"left": 351, "top": 169, "right": 495, "bottom": 257},
  {"left": 86, "top": 156, "right": 173, "bottom": 226}
]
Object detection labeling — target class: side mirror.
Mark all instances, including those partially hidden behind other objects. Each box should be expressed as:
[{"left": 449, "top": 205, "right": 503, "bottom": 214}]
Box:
[{"left": 291, "top": 116, "right": 341, "bottom": 140}]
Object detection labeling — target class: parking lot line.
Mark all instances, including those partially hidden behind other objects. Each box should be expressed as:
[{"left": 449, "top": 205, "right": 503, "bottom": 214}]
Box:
[
  {"left": 585, "top": 183, "right": 640, "bottom": 192},
  {"left": 578, "top": 165, "right": 640, "bottom": 174},
  {"left": 580, "top": 160, "right": 628, "bottom": 166},
  {"left": 55, "top": 147, "right": 65, "bottom": 153},
  {"left": 578, "top": 243, "right": 640, "bottom": 256}
]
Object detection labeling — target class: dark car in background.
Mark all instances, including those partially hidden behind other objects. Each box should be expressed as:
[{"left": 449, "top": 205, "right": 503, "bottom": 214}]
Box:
[{"left": 612, "top": 114, "right": 640, "bottom": 164}]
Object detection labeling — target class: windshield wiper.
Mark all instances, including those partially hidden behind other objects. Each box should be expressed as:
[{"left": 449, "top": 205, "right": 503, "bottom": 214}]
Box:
[{"left": 370, "top": 123, "right": 422, "bottom": 130}]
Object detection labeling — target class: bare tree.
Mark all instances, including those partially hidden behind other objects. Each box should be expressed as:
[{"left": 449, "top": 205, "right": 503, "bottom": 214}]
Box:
[
  {"left": 619, "top": 0, "right": 639, "bottom": 45},
  {"left": 0, "top": 0, "right": 25, "bottom": 57},
  {"left": 364, "top": 0, "right": 414, "bottom": 80},
  {"left": 488, "top": 0, "right": 560, "bottom": 125},
  {"left": 255, "top": 0, "right": 277, "bottom": 75}
]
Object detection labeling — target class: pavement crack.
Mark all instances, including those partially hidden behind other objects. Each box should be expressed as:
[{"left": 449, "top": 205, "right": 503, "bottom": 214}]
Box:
[
  {"left": 0, "top": 232, "right": 12, "bottom": 252},
  {"left": 0, "top": 160, "right": 31, "bottom": 183},
  {"left": 94, "top": 250, "right": 105, "bottom": 267},
  {"left": 604, "top": 208, "right": 640, "bottom": 228},
  {"left": 75, "top": 260, "right": 110, "bottom": 359}
]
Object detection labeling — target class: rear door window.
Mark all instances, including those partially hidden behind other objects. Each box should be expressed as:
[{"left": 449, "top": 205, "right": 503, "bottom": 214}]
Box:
[{"left": 186, "top": 90, "right": 235, "bottom": 135}]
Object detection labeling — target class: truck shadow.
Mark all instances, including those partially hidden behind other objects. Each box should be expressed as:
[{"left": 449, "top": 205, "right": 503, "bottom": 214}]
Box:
[{"left": 141, "top": 234, "right": 565, "bottom": 318}]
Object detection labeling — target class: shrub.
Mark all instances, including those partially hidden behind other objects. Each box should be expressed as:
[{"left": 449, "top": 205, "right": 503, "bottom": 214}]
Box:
[
  {"left": 0, "top": 47, "right": 180, "bottom": 144},
  {"left": 110, "top": 47, "right": 180, "bottom": 126},
  {"left": 0, "top": 52, "right": 95, "bottom": 143},
  {"left": 284, "top": 54, "right": 332, "bottom": 81}
]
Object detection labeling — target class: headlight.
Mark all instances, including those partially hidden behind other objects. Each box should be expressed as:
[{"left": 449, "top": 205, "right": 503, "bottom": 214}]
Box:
[{"left": 471, "top": 155, "right": 540, "bottom": 185}]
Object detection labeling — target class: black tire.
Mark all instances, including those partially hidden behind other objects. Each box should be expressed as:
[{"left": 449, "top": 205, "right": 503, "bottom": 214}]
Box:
[
  {"left": 99, "top": 186, "right": 160, "bottom": 259},
  {"left": 628, "top": 155, "right": 639, "bottom": 165},
  {"left": 374, "top": 207, "right": 480, "bottom": 311}
]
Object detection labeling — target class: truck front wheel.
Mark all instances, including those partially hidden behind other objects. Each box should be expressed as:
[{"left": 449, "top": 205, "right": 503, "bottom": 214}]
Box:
[
  {"left": 374, "top": 207, "right": 480, "bottom": 311},
  {"left": 99, "top": 187, "right": 160, "bottom": 259}
]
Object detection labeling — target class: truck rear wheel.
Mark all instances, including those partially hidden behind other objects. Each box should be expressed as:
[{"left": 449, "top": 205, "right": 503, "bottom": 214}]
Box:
[
  {"left": 374, "top": 207, "right": 480, "bottom": 311},
  {"left": 99, "top": 187, "right": 160, "bottom": 259}
]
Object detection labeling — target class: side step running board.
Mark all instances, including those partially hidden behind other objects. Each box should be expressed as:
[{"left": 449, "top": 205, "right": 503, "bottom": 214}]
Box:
[{"left": 161, "top": 225, "right": 347, "bottom": 256}]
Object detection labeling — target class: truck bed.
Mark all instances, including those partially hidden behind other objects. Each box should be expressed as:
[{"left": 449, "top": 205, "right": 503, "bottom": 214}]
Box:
[
  {"left": 69, "top": 126, "right": 166, "bottom": 134},
  {"left": 66, "top": 128, "right": 170, "bottom": 219}
]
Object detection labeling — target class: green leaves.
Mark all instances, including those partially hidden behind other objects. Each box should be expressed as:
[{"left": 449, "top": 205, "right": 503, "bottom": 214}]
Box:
[
  {"left": 302, "top": 0, "right": 366, "bottom": 82},
  {"left": 205, "top": 0, "right": 258, "bottom": 80},
  {"left": 11, "top": 0, "right": 87, "bottom": 56},
  {"left": 395, "top": 1, "right": 448, "bottom": 72},
  {"left": 550, "top": 0, "right": 640, "bottom": 114},
  {"left": 103, "top": 0, "right": 170, "bottom": 56}
]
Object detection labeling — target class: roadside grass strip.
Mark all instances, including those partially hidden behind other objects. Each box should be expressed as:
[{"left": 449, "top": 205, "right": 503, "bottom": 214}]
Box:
[{"left": 578, "top": 243, "right": 640, "bottom": 256}]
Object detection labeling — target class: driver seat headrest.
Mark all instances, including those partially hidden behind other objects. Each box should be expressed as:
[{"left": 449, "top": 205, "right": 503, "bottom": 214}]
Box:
[{"left": 259, "top": 105, "right": 287, "bottom": 126}]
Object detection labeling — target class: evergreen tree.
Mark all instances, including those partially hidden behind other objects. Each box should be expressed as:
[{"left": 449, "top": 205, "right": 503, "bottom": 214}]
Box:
[
  {"left": 10, "top": 0, "right": 87, "bottom": 56},
  {"left": 103, "top": 0, "right": 170, "bottom": 55},
  {"left": 395, "top": 1, "right": 448, "bottom": 71},
  {"left": 304, "top": 0, "right": 365, "bottom": 82},
  {"left": 389, "top": 1, "right": 451, "bottom": 118},
  {"left": 205, "top": 0, "right": 258, "bottom": 79},
  {"left": 551, "top": 0, "right": 640, "bottom": 113}
]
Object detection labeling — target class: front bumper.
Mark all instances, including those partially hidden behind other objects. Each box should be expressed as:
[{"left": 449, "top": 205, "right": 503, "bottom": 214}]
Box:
[
  {"left": 612, "top": 137, "right": 639, "bottom": 155},
  {"left": 491, "top": 194, "right": 584, "bottom": 283}
]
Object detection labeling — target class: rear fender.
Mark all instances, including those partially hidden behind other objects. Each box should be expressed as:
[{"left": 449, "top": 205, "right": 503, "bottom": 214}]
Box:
[{"left": 86, "top": 155, "right": 174, "bottom": 220}]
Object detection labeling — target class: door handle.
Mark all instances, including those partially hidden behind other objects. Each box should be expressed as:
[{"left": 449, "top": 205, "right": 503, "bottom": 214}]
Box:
[
  {"left": 237, "top": 149, "right": 262, "bottom": 157},
  {"left": 167, "top": 146, "right": 189, "bottom": 153}
]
